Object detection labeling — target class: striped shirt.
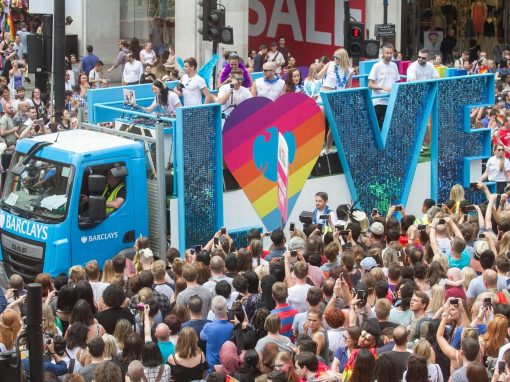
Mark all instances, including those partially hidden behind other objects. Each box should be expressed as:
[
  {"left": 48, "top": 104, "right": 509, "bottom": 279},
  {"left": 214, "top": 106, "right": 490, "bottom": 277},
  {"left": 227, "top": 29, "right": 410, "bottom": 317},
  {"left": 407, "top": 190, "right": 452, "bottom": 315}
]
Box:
[{"left": 272, "top": 303, "right": 298, "bottom": 339}]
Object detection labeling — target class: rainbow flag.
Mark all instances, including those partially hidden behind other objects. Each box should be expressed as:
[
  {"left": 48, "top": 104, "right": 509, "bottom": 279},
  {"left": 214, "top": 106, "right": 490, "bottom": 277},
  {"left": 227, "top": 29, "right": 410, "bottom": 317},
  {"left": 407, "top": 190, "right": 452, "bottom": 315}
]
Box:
[
  {"left": 226, "top": 376, "right": 240, "bottom": 382},
  {"left": 7, "top": 13, "right": 15, "bottom": 40}
]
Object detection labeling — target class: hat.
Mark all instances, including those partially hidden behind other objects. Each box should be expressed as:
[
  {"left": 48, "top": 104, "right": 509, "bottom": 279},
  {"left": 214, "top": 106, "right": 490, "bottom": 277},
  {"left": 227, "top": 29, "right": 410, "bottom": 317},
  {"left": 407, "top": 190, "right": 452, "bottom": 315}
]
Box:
[
  {"left": 473, "top": 240, "right": 489, "bottom": 259},
  {"left": 369, "top": 222, "right": 384, "bottom": 236},
  {"left": 139, "top": 248, "right": 154, "bottom": 263},
  {"left": 288, "top": 236, "right": 305, "bottom": 252},
  {"left": 360, "top": 256, "right": 377, "bottom": 271}
]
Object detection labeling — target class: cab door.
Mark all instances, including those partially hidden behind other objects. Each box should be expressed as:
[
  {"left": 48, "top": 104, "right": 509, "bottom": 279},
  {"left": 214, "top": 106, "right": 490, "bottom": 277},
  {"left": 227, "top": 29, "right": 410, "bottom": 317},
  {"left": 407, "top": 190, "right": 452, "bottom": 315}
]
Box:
[{"left": 70, "top": 160, "right": 136, "bottom": 268}]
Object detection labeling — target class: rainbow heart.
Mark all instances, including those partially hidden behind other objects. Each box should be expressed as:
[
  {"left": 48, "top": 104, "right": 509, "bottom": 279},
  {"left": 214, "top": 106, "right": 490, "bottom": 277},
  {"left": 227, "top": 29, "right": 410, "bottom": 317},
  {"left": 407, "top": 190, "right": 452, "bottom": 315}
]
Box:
[{"left": 223, "top": 93, "right": 325, "bottom": 230}]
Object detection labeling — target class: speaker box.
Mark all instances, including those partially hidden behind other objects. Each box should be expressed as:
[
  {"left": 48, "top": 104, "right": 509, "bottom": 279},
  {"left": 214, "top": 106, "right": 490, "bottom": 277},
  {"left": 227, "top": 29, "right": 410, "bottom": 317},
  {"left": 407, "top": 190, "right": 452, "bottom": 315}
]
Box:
[
  {"left": 327, "top": 152, "right": 343, "bottom": 174},
  {"left": 65, "top": 34, "right": 78, "bottom": 57},
  {"left": 223, "top": 168, "right": 239, "bottom": 191},
  {"left": 27, "top": 34, "right": 44, "bottom": 73},
  {"left": 311, "top": 154, "right": 331, "bottom": 177}
]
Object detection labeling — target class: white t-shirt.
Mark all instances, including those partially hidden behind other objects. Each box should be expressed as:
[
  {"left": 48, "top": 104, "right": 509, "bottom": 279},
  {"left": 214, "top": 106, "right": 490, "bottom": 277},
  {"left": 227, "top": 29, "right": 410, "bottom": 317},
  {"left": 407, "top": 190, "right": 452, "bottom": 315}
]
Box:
[
  {"left": 150, "top": 92, "right": 181, "bottom": 115},
  {"left": 406, "top": 61, "right": 439, "bottom": 82},
  {"left": 485, "top": 155, "right": 510, "bottom": 182},
  {"left": 180, "top": 73, "right": 207, "bottom": 106},
  {"left": 287, "top": 283, "right": 312, "bottom": 313},
  {"left": 254, "top": 77, "right": 285, "bottom": 101},
  {"left": 218, "top": 84, "right": 252, "bottom": 115},
  {"left": 368, "top": 60, "right": 400, "bottom": 106},
  {"left": 140, "top": 49, "right": 156, "bottom": 65},
  {"left": 123, "top": 60, "right": 144, "bottom": 84},
  {"left": 322, "top": 63, "right": 353, "bottom": 90}
]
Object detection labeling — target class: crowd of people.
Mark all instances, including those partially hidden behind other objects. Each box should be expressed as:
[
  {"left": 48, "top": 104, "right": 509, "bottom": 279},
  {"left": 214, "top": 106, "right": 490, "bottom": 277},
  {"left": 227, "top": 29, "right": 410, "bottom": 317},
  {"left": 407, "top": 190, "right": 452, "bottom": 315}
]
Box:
[{"left": 3, "top": 183, "right": 510, "bottom": 382}]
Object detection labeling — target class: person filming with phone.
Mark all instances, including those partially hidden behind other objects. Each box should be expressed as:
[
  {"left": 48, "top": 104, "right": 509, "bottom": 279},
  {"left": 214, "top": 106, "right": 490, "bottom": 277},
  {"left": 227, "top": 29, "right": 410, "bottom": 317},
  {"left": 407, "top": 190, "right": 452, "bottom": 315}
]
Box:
[{"left": 217, "top": 68, "right": 252, "bottom": 117}]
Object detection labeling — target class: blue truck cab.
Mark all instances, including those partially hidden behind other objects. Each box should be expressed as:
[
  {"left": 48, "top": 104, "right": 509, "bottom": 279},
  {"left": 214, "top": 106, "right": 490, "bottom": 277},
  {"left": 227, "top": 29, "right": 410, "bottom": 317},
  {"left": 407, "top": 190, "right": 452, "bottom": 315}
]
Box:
[{"left": 0, "top": 129, "right": 149, "bottom": 281}]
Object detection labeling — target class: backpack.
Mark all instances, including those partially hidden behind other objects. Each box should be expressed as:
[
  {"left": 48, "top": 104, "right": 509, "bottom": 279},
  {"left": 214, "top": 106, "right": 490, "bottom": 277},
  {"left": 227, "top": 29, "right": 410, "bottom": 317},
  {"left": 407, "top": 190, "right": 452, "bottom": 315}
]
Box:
[{"left": 414, "top": 316, "right": 431, "bottom": 340}]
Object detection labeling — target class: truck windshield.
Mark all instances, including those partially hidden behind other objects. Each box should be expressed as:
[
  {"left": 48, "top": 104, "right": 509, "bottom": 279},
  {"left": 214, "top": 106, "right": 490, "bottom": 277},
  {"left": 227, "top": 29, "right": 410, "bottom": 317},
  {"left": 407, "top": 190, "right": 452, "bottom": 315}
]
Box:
[{"left": 1, "top": 152, "right": 74, "bottom": 222}]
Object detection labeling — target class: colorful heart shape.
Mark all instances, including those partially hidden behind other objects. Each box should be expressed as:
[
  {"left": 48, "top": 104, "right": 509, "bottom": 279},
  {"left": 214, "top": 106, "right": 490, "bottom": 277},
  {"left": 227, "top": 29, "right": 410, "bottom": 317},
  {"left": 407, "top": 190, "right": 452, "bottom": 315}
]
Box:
[{"left": 223, "top": 93, "right": 325, "bottom": 230}]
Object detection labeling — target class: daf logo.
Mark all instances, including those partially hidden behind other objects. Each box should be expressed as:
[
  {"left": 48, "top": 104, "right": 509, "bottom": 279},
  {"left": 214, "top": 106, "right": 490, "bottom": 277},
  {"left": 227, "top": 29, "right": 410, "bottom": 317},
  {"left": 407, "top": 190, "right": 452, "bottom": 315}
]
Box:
[{"left": 11, "top": 243, "right": 28, "bottom": 254}]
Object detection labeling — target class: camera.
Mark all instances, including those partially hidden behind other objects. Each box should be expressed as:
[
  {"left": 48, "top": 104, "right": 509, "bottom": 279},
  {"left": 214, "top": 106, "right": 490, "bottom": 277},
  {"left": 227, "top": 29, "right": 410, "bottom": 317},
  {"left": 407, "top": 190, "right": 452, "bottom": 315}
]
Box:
[
  {"left": 319, "top": 214, "right": 330, "bottom": 220},
  {"left": 417, "top": 224, "right": 426, "bottom": 231},
  {"left": 176, "top": 83, "right": 185, "bottom": 91},
  {"left": 290, "top": 250, "right": 297, "bottom": 257},
  {"left": 450, "top": 298, "right": 459, "bottom": 305},
  {"left": 17, "top": 63, "right": 24, "bottom": 69}
]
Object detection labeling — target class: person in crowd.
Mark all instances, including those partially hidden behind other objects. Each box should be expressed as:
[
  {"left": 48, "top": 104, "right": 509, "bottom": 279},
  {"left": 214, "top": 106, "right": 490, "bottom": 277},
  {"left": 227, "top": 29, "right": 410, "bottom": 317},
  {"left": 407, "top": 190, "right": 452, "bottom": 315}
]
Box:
[
  {"left": 81, "top": 45, "right": 100, "bottom": 75},
  {"left": 217, "top": 68, "right": 252, "bottom": 117},
  {"left": 140, "top": 41, "right": 157, "bottom": 70},
  {"left": 253, "top": 44, "right": 268, "bottom": 72},
  {"left": 218, "top": 51, "right": 251, "bottom": 88},
  {"left": 407, "top": 48, "right": 440, "bottom": 82},
  {"left": 251, "top": 62, "right": 285, "bottom": 100},
  {"left": 108, "top": 40, "right": 130, "bottom": 74},
  {"left": 281, "top": 67, "right": 304, "bottom": 94},
  {"left": 168, "top": 326, "right": 207, "bottom": 382},
  {"left": 122, "top": 53, "right": 144, "bottom": 86},
  {"left": 174, "top": 57, "right": 213, "bottom": 106},
  {"left": 266, "top": 42, "right": 286, "bottom": 74},
  {"left": 479, "top": 143, "right": 510, "bottom": 194},
  {"left": 368, "top": 43, "right": 400, "bottom": 128},
  {"left": 96, "top": 284, "right": 134, "bottom": 334},
  {"left": 88, "top": 60, "right": 108, "bottom": 88},
  {"left": 139, "top": 79, "right": 181, "bottom": 116}
]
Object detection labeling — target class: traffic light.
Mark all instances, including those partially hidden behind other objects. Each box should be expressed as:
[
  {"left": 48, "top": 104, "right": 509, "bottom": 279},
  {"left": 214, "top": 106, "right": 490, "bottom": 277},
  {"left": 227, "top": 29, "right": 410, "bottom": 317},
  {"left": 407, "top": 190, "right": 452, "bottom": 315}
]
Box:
[
  {"left": 346, "top": 22, "right": 365, "bottom": 58},
  {"left": 198, "top": 0, "right": 217, "bottom": 42},
  {"left": 209, "top": 8, "right": 224, "bottom": 42}
]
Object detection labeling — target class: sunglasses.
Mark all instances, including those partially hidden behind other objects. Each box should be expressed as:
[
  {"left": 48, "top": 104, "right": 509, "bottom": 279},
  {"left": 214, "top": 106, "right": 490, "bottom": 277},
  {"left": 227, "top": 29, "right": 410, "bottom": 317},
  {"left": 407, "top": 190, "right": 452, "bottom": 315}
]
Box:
[
  {"left": 418, "top": 56, "right": 427, "bottom": 60},
  {"left": 497, "top": 148, "right": 504, "bottom": 151},
  {"left": 263, "top": 69, "right": 273, "bottom": 72},
  {"left": 235, "top": 78, "right": 244, "bottom": 82}
]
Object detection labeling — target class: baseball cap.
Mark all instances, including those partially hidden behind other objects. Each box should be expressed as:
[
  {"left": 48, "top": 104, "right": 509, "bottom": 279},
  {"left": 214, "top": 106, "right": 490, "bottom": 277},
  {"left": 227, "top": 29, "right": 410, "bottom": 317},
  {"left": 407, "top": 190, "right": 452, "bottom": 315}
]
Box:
[
  {"left": 369, "top": 222, "right": 384, "bottom": 236},
  {"left": 360, "top": 256, "right": 377, "bottom": 271},
  {"left": 473, "top": 240, "right": 489, "bottom": 259}
]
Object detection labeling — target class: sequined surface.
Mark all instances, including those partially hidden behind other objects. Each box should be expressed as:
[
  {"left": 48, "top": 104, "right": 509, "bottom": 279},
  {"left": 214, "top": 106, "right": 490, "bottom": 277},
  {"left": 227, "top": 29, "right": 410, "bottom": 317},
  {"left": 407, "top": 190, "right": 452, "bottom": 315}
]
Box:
[
  {"left": 437, "top": 76, "right": 493, "bottom": 203},
  {"left": 323, "top": 81, "right": 436, "bottom": 212},
  {"left": 180, "top": 107, "right": 220, "bottom": 249}
]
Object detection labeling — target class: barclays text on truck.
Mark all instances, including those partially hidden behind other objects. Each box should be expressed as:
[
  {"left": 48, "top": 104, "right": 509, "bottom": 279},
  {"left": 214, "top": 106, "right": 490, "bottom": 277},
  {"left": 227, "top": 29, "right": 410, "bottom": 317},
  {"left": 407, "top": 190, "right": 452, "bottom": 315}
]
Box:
[{"left": 0, "top": 212, "right": 48, "bottom": 240}]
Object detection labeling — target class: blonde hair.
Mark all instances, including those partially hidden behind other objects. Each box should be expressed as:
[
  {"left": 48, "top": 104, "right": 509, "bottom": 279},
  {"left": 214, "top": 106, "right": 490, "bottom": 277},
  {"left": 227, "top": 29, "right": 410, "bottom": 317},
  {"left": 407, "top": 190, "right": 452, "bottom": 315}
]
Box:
[
  {"left": 370, "top": 267, "right": 385, "bottom": 281},
  {"left": 69, "top": 265, "right": 86, "bottom": 285},
  {"left": 113, "top": 319, "right": 133, "bottom": 351},
  {"left": 449, "top": 184, "right": 465, "bottom": 204},
  {"left": 334, "top": 48, "right": 351, "bottom": 73},
  {"left": 427, "top": 284, "right": 445, "bottom": 314},
  {"left": 42, "top": 303, "right": 58, "bottom": 335},
  {"left": 101, "top": 334, "right": 118, "bottom": 360},
  {"left": 101, "top": 260, "right": 115, "bottom": 283},
  {"left": 307, "top": 63, "right": 318, "bottom": 81},
  {"left": 138, "top": 287, "right": 153, "bottom": 303},
  {"left": 175, "top": 327, "right": 200, "bottom": 358},
  {"left": 461, "top": 267, "right": 477, "bottom": 290},
  {"left": 413, "top": 339, "right": 433, "bottom": 363}
]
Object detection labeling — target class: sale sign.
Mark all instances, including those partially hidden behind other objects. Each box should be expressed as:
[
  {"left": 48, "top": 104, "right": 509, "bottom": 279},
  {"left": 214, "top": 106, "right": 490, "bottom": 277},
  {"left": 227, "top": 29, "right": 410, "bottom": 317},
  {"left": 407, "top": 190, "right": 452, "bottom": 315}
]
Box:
[
  {"left": 249, "top": 0, "right": 366, "bottom": 66},
  {"left": 277, "top": 132, "right": 289, "bottom": 223}
]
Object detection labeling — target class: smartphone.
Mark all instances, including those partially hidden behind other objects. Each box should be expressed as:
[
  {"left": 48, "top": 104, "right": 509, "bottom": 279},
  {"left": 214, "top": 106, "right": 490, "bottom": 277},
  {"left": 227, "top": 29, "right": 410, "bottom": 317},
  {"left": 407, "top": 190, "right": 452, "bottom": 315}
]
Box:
[
  {"left": 317, "top": 223, "right": 323, "bottom": 231},
  {"left": 478, "top": 233, "right": 485, "bottom": 239},
  {"left": 136, "top": 303, "right": 145, "bottom": 311},
  {"left": 338, "top": 230, "right": 350, "bottom": 235},
  {"left": 463, "top": 214, "right": 469, "bottom": 221},
  {"left": 394, "top": 205, "right": 403, "bottom": 211},
  {"left": 319, "top": 214, "right": 330, "bottom": 220},
  {"left": 264, "top": 231, "right": 272, "bottom": 237},
  {"left": 289, "top": 222, "right": 295, "bottom": 232},
  {"left": 484, "top": 297, "right": 492, "bottom": 308},
  {"left": 220, "top": 227, "right": 226, "bottom": 235},
  {"left": 465, "top": 205, "right": 476, "bottom": 211},
  {"left": 417, "top": 224, "right": 426, "bottom": 231},
  {"left": 195, "top": 245, "right": 202, "bottom": 253},
  {"left": 335, "top": 225, "right": 345, "bottom": 231},
  {"left": 372, "top": 208, "right": 379, "bottom": 216},
  {"left": 450, "top": 298, "right": 459, "bottom": 305},
  {"left": 189, "top": 248, "right": 196, "bottom": 255},
  {"left": 227, "top": 310, "right": 234, "bottom": 321},
  {"left": 499, "top": 361, "right": 506, "bottom": 374},
  {"left": 438, "top": 218, "right": 446, "bottom": 225},
  {"left": 213, "top": 237, "right": 219, "bottom": 245},
  {"left": 290, "top": 250, "right": 297, "bottom": 257},
  {"left": 356, "top": 290, "right": 365, "bottom": 300},
  {"left": 469, "top": 182, "right": 479, "bottom": 192},
  {"left": 13, "top": 290, "right": 19, "bottom": 300}
]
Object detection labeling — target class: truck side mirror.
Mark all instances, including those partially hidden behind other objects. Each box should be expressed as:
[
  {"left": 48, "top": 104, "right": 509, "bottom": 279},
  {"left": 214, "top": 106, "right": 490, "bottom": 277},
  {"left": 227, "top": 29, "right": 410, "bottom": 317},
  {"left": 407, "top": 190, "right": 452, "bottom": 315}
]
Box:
[
  {"left": 88, "top": 195, "right": 106, "bottom": 222},
  {"left": 88, "top": 175, "right": 106, "bottom": 194}
]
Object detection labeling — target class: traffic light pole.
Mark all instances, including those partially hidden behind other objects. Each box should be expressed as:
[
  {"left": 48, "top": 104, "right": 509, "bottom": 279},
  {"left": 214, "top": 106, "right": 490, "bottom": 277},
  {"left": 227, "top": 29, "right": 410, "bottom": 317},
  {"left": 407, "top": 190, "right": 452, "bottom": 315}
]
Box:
[
  {"left": 212, "top": 41, "right": 218, "bottom": 89},
  {"left": 383, "top": 0, "right": 388, "bottom": 25}
]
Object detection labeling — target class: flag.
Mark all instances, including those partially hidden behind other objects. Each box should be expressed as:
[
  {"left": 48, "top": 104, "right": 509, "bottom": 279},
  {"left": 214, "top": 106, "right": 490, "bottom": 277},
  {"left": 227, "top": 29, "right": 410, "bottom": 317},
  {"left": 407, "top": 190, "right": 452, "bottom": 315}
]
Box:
[
  {"left": 7, "top": 13, "right": 15, "bottom": 40},
  {"left": 226, "top": 376, "right": 240, "bottom": 382}
]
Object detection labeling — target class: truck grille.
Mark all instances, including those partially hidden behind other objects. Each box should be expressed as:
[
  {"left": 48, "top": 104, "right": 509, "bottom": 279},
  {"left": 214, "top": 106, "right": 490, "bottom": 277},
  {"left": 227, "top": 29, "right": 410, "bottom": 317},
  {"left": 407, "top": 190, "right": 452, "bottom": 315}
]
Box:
[{"left": 1, "top": 231, "right": 44, "bottom": 281}]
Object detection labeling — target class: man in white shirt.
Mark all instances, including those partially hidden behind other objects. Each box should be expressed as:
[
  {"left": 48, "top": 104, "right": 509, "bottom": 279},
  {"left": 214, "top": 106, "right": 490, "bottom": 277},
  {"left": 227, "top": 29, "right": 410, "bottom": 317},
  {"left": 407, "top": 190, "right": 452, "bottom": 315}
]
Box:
[
  {"left": 175, "top": 57, "right": 213, "bottom": 106},
  {"left": 218, "top": 69, "right": 252, "bottom": 117},
  {"left": 407, "top": 49, "right": 440, "bottom": 82},
  {"left": 266, "top": 41, "right": 285, "bottom": 74},
  {"left": 368, "top": 43, "right": 401, "bottom": 128},
  {"left": 122, "top": 53, "right": 144, "bottom": 85},
  {"left": 89, "top": 60, "right": 109, "bottom": 88},
  {"left": 251, "top": 62, "right": 285, "bottom": 101},
  {"left": 85, "top": 260, "right": 109, "bottom": 305}
]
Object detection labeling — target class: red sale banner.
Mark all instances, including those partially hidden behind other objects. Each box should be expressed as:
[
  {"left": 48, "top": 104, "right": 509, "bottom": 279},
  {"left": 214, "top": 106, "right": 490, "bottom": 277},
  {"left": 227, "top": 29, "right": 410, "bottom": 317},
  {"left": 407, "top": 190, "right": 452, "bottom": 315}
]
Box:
[{"left": 249, "top": 0, "right": 366, "bottom": 66}]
